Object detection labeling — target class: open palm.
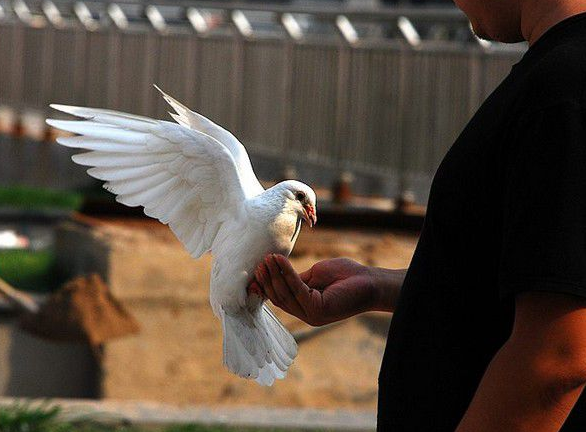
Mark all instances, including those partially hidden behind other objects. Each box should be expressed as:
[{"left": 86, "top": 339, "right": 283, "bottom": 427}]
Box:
[{"left": 250, "top": 255, "right": 377, "bottom": 326}]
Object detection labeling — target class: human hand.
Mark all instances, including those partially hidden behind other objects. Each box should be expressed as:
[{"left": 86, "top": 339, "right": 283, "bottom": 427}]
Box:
[{"left": 249, "top": 255, "right": 385, "bottom": 326}]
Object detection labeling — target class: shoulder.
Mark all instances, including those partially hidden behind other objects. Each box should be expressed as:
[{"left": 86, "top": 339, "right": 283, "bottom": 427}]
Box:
[
  {"left": 519, "top": 38, "right": 586, "bottom": 110},
  {"left": 503, "top": 41, "right": 586, "bottom": 160}
]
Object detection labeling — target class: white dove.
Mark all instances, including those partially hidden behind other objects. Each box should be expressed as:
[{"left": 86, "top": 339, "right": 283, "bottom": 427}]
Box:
[{"left": 46, "top": 87, "right": 317, "bottom": 386}]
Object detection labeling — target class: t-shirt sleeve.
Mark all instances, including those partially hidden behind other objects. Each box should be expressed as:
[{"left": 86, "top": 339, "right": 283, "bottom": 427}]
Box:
[{"left": 499, "top": 100, "right": 586, "bottom": 299}]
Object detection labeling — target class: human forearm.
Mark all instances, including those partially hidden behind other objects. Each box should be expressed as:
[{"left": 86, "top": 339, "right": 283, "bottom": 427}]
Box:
[{"left": 369, "top": 267, "right": 406, "bottom": 313}]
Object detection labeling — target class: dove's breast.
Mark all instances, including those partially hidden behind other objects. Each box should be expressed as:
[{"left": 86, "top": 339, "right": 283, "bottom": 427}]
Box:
[
  {"left": 265, "top": 210, "right": 301, "bottom": 256},
  {"left": 208, "top": 208, "right": 300, "bottom": 313}
]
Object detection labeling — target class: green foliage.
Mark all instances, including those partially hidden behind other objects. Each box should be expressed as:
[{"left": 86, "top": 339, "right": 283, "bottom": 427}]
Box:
[
  {"left": 0, "top": 402, "right": 139, "bottom": 432},
  {"left": 164, "top": 427, "right": 315, "bottom": 432},
  {"left": 0, "top": 403, "right": 323, "bottom": 432},
  {"left": 0, "top": 186, "right": 83, "bottom": 211},
  {"left": 0, "top": 401, "right": 68, "bottom": 432},
  {"left": 0, "top": 249, "right": 60, "bottom": 292}
]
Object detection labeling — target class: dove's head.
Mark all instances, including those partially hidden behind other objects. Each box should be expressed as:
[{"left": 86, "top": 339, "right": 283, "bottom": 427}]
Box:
[{"left": 277, "top": 180, "right": 317, "bottom": 228}]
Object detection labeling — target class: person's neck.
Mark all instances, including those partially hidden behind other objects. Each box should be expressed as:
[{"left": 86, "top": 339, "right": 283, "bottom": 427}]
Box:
[{"left": 521, "top": 0, "right": 586, "bottom": 46}]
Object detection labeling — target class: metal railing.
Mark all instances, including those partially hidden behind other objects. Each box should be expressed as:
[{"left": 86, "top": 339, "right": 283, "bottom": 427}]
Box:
[{"left": 0, "top": 1, "right": 525, "bottom": 203}]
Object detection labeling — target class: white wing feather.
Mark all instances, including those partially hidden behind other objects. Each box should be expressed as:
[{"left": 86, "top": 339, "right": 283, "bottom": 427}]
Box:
[
  {"left": 154, "top": 85, "right": 265, "bottom": 196},
  {"left": 47, "top": 105, "right": 249, "bottom": 258}
]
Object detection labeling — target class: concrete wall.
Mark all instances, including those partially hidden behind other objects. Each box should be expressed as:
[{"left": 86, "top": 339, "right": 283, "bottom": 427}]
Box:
[
  {"left": 0, "top": 315, "right": 99, "bottom": 398},
  {"left": 0, "top": 136, "right": 98, "bottom": 191}
]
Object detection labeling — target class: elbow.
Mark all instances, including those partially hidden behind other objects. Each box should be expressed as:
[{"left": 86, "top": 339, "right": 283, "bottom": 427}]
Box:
[
  {"left": 522, "top": 342, "right": 586, "bottom": 405},
  {"left": 508, "top": 291, "right": 586, "bottom": 409}
]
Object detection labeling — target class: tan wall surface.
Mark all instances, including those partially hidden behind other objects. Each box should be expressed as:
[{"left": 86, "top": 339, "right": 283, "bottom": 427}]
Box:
[{"left": 56, "top": 220, "right": 417, "bottom": 409}]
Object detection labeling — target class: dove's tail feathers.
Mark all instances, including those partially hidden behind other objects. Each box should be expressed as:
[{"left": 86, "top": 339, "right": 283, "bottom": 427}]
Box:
[{"left": 221, "top": 304, "right": 297, "bottom": 386}]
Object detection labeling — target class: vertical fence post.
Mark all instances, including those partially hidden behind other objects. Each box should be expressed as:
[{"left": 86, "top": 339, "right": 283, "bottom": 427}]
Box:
[
  {"left": 9, "top": 24, "right": 25, "bottom": 110},
  {"left": 280, "top": 13, "right": 297, "bottom": 171},
  {"left": 395, "top": 43, "right": 411, "bottom": 210},
  {"left": 467, "top": 47, "right": 481, "bottom": 117},
  {"left": 230, "top": 10, "right": 249, "bottom": 137},
  {"left": 40, "top": 26, "right": 55, "bottom": 114},
  {"left": 142, "top": 31, "right": 159, "bottom": 117},
  {"left": 186, "top": 8, "right": 205, "bottom": 112},
  {"left": 334, "top": 33, "right": 352, "bottom": 175},
  {"left": 106, "top": 30, "right": 122, "bottom": 110}
]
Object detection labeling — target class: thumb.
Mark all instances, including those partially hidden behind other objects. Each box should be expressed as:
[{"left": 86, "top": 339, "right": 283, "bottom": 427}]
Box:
[{"left": 299, "top": 267, "right": 313, "bottom": 284}]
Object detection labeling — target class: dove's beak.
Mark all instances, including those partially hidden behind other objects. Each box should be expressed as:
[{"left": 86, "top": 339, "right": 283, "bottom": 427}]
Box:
[{"left": 302, "top": 204, "right": 317, "bottom": 228}]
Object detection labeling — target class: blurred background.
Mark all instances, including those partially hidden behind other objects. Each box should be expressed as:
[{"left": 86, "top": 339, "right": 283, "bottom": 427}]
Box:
[{"left": 0, "top": 0, "right": 525, "bottom": 430}]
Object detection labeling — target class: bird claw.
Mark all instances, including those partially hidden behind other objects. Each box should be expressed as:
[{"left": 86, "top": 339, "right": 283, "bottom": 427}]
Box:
[{"left": 248, "top": 283, "right": 265, "bottom": 300}]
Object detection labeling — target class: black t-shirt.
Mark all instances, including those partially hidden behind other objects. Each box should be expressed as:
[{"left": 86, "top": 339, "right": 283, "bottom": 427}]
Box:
[{"left": 378, "top": 14, "right": 586, "bottom": 432}]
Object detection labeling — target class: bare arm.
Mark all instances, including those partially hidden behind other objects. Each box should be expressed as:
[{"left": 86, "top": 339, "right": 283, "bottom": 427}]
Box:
[
  {"left": 456, "top": 291, "right": 586, "bottom": 432},
  {"left": 249, "top": 254, "right": 405, "bottom": 326}
]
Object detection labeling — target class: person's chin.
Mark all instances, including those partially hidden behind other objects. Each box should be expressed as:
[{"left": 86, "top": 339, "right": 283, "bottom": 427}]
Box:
[
  {"left": 471, "top": 23, "right": 525, "bottom": 44},
  {"left": 469, "top": 21, "right": 489, "bottom": 40},
  {"left": 487, "top": 33, "right": 526, "bottom": 43}
]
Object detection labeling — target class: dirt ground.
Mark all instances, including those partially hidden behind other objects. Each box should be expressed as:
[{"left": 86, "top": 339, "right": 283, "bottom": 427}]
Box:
[{"left": 60, "top": 218, "right": 419, "bottom": 410}]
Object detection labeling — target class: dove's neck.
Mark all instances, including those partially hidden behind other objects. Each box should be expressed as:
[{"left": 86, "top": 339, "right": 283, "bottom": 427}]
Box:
[
  {"left": 249, "top": 185, "right": 295, "bottom": 219},
  {"left": 247, "top": 185, "right": 300, "bottom": 245}
]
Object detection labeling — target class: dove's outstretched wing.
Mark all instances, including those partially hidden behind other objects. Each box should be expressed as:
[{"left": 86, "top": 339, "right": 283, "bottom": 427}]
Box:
[
  {"left": 47, "top": 105, "right": 252, "bottom": 258},
  {"left": 155, "top": 86, "right": 265, "bottom": 196}
]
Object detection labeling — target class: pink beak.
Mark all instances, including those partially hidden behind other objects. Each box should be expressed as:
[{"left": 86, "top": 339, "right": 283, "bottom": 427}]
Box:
[{"left": 302, "top": 204, "right": 317, "bottom": 228}]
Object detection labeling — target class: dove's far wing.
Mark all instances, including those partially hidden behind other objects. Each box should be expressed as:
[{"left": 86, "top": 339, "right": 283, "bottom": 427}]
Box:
[
  {"left": 154, "top": 86, "right": 265, "bottom": 196},
  {"left": 47, "top": 105, "right": 250, "bottom": 258}
]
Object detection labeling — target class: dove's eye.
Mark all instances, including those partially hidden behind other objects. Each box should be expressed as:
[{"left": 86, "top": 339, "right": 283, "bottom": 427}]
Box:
[{"left": 295, "top": 191, "right": 306, "bottom": 201}]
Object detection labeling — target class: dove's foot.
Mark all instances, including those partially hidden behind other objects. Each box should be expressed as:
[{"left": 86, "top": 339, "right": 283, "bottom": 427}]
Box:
[{"left": 248, "top": 280, "right": 266, "bottom": 300}]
